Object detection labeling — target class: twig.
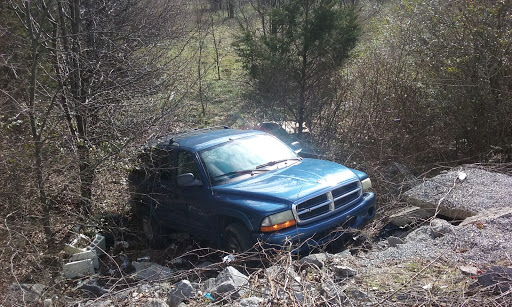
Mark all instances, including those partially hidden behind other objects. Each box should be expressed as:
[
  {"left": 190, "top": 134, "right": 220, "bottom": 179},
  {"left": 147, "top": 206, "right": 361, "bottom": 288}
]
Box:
[{"left": 432, "top": 170, "right": 460, "bottom": 220}]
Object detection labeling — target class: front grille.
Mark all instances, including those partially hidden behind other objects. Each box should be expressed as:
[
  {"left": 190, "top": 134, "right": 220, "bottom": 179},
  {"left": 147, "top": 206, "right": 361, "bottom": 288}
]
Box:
[
  {"left": 332, "top": 182, "right": 359, "bottom": 198},
  {"left": 295, "top": 194, "right": 330, "bottom": 220},
  {"left": 292, "top": 180, "right": 362, "bottom": 224}
]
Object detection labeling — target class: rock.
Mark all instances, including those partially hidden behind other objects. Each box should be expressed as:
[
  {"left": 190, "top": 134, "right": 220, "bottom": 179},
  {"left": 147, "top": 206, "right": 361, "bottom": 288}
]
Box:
[
  {"left": 167, "top": 280, "right": 195, "bottom": 307},
  {"left": 430, "top": 218, "right": 453, "bottom": 237},
  {"left": 388, "top": 206, "right": 434, "bottom": 227},
  {"left": 209, "top": 266, "right": 249, "bottom": 299},
  {"left": 334, "top": 265, "right": 357, "bottom": 278},
  {"left": 265, "top": 265, "right": 300, "bottom": 282},
  {"left": 333, "top": 249, "right": 352, "bottom": 260},
  {"left": 405, "top": 218, "right": 453, "bottom": 242},
  {"left": 202, "top": 277, "right": 216, "bottom": 292},
  {"left": 405, "top": 226, "right": 432, "bottom": 242},
  {"left": 298, "top": 252, "right": 330, "bottom": 269},
  {"left": 405, "top": 226, "right": 433, "bottom": 242},
  {"left": 133, "top": 262, "right": 174, "bottom": 282},
  {"left": 469, "top": 266, "right": 512, "bottom": 293},
  {"left": 460, "top": 266, "right": 480, "bottom": 276},
  {"left": 75, "top": 278, "right": 108, "bottom": 298},
  {"left": 459, "top": 207, "right": 512, "bottom": 226},
  {"left": 238, "top": 297, "right": 264, "bottom": 306},
  {"left": 387, "top": 236, "right": 404, "bottom": 247},
  {"left": 322, "top": 279, "right": 341, "bottom": 298}
]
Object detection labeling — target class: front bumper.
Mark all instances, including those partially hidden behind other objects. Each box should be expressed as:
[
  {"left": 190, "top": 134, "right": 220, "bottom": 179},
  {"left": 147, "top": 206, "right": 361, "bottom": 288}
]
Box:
[{"left": 254, "top": 192, "right": 376, "bottom": 254}]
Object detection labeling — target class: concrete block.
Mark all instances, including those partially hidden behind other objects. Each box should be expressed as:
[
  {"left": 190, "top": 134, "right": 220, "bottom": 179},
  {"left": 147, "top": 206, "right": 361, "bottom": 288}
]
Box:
[
  {"left": 388, "top": 206, "right": 434, "bottom": 227},
  {"left": 63, "top": 259, "right": 94, "bottom": 279},
  {"left": 64, "top": 244, "right": 86, "bottom": 254},
  {"left": 85, "top": 234, "right": 106, "bottom": 255},
  {"left": 70, "top": 250, "right": 99, "bottom": 269}
]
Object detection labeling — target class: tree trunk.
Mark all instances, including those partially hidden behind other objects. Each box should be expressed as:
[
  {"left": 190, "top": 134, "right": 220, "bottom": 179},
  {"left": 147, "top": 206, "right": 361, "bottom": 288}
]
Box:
[
  {"left": 227, "top": 0, "right": 234, "bottom": 18},
  {"left": 25, "top": 1, "right": 53, "bottom": 247},
  {"left": 67, "top": 0, "right": 95, "bottom": 215},
  {"left": 211, "top": 15, "right": 221, "bottom": 80}
]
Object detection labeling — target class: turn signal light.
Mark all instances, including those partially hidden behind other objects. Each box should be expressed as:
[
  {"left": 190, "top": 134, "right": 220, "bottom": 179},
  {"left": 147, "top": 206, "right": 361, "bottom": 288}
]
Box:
[{"left": 260, "top": 219, "right": 296, "bottom": 232}]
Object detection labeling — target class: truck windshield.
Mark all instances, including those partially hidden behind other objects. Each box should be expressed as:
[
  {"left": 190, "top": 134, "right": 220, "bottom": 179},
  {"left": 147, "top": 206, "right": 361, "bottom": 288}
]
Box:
[{"left": 199, "top": 134, "right": 299, "bottom": 185}]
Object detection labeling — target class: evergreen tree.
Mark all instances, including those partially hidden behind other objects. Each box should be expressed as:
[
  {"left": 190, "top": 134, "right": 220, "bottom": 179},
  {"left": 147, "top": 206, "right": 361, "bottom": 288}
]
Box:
[{"left": 236, "top": 0, "right": 360, "bottom": 136}]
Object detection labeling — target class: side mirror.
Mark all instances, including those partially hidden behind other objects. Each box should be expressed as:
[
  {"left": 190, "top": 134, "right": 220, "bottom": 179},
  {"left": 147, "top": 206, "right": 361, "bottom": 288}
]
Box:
[{"left": 177, "top": 173, "right": 202, "bottom": 187}]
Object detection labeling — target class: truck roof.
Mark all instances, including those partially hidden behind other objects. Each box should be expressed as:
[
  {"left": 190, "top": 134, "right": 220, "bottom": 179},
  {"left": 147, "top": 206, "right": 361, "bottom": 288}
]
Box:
[{"left": 150, "top": 128, "right": 264, "bottom": 151}]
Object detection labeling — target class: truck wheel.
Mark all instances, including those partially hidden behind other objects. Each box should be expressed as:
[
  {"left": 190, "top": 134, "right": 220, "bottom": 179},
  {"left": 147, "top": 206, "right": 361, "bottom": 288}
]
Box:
[
  {"left": 223, "top": 222, "right": 254, "bottom": 253},
  {"left": 141, "top": 214, "right": 166, "bottom": 248}
]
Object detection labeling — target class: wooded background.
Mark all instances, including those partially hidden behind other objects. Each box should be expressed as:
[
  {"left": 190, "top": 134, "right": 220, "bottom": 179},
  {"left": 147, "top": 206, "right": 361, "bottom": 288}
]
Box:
[{"left": 0, "top": 0, "right": 510, "bottom": 293}]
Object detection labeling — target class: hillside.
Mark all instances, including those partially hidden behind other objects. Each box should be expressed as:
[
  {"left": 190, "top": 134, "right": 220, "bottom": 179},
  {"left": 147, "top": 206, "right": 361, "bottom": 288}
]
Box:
[{"left": 1, "top": 1, "right": 511, "bottom": 306}]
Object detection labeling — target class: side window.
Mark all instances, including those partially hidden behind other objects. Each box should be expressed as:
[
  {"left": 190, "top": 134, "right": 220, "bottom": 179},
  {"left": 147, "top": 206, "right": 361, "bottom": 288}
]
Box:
[
  {"left": 177, "top": 151, "right": 200, "bottom": 179},
  {"left": 158, "top": 150, "right": 174, "bottom": 181},
  {"left": 145, "top": 148, "right": 174, "bottom": 181}
]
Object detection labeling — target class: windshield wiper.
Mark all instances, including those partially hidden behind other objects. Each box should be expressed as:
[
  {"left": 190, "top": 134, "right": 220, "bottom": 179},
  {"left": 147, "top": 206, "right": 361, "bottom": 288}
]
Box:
[
  {"left": 213, "top": 169, "right": 268, "bottom": 180},
  {"left": 256, "top": 157, "right": 302, "bottom": 169}
]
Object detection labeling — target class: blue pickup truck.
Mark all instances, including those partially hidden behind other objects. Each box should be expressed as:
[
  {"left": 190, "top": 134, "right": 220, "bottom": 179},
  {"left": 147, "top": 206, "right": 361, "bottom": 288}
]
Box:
[{"left": 129, "top": 128, "right": 375, "bottom": 254}]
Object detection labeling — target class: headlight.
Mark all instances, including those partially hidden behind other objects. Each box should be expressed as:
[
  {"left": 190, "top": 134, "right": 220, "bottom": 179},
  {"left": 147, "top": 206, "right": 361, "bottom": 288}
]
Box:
[
  {"left": 361, "top": 178, "right": 372, "bottom": 191},
  {"left": 260, "top": 210, "right": 296, "bottom": 232}
]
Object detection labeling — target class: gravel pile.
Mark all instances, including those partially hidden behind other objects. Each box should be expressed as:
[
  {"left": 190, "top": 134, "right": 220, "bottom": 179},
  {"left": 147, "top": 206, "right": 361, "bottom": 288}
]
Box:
[
  {"left": 357, "top": 215, "right": 512, "bottom": 269},
  {"left": 439, "top": 216, "right": 512, "bottom": 265},
  {"left": 404, "top": 167, "right": 512, "bottom": 218},
  {"left": 358, "top": 165, "right": 512, "bottom": 269}
]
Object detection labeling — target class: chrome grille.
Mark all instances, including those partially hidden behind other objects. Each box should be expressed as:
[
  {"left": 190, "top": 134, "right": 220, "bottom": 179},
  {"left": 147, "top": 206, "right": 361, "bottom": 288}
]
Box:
[
  {"left": 295, "top": 194, "right": 330, "bottom": 220},
  {"left": 292, "top": 180, "right": 362, "bottom": 224}
]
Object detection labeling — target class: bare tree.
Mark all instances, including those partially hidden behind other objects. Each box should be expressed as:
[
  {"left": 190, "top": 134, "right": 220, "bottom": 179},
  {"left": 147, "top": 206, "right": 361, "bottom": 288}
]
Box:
[{"left": 4, "top": 0, "right": 188, "bottom": 245}]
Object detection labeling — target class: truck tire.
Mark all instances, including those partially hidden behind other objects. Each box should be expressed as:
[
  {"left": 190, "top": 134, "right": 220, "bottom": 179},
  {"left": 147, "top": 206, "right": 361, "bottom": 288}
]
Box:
[{"left": 223, "top": 222, "right": 254, "bottom": 253}]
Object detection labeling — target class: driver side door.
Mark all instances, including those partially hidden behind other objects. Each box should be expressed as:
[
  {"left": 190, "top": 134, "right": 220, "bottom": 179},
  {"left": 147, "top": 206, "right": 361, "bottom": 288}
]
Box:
[{"left": 175, "top": 150, "right": 213, "bottom": 238}]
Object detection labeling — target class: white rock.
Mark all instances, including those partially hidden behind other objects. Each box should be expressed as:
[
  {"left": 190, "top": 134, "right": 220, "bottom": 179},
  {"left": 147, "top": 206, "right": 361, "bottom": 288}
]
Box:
[
  {"left": 458, "top": 171, "right": 467, "bottom": 181},
  {"left": 422, "top": 283, "right": 432, "bottom": 290},
  {"left": 239, "top": 297, "right": 264, "bottom": 306},
  {"left": 209, "top": 266, "right": 249, "bottom": 299},
  {"left": 459, "top": 266, "right": 479, "bottom": 275}
]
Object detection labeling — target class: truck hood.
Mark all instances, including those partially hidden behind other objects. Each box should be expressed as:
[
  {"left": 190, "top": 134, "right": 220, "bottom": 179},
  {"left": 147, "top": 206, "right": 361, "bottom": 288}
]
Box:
[{"left": 212, "top": 158, "right": 359, "bottom": 204}]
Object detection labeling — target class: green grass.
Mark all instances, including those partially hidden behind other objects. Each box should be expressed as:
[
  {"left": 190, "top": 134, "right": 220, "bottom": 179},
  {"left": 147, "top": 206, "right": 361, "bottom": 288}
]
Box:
[{"left": 166, "top": 10, "right": 253, "bottom": 128}]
